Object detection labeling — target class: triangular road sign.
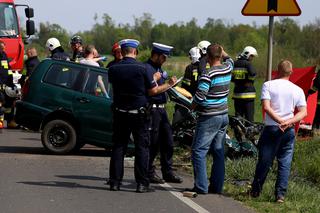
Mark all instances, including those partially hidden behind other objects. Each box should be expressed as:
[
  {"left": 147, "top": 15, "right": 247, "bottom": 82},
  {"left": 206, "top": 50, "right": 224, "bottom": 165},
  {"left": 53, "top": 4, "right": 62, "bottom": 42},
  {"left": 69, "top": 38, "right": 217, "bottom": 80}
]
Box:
[{"left": 242, "top": 0, "right": 301, "bottom": 16}]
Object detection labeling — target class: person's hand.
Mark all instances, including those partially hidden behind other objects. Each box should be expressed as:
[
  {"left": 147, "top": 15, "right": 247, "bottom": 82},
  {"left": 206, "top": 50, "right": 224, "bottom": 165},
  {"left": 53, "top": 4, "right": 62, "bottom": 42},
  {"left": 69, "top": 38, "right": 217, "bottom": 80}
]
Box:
[
  {"left": 168, "top": 76, "right": 177, "bottom": 86},
  {"left": 279, "top": 119, "right": 293, "bottom": 132},
  {"left": 153, "top": 72, "right": 161, "bottom": 81}
]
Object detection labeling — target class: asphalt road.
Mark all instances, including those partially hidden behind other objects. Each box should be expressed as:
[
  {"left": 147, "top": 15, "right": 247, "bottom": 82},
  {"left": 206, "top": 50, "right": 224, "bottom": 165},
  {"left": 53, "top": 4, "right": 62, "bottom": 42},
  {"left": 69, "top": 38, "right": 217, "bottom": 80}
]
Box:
[{"left": 0, "top": 129, "right": 254, "bottom": 213}]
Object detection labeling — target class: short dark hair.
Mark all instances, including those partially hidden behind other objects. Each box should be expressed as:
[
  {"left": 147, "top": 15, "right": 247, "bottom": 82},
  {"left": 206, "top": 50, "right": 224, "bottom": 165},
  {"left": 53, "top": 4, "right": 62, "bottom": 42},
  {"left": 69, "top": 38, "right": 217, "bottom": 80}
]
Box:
[
  {"left": 121, "top": 47, "right": 136, "bottom": 56},
  {"left": 207, "top": 44, "right": 222, "bottom": 60}
]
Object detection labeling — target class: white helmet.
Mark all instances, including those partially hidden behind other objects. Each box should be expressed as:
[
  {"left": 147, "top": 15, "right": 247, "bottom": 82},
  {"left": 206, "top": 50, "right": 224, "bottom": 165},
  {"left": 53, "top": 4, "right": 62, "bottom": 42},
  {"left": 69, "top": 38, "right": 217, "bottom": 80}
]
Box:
[
  {"left": 197, "top": 40, "right": 211, "bottom": 55},
  {"left": 240, "top": 46, "right": 258, "bottom": 59},
  {"left": 46, "top": 38, "right": 61, "bottom": 51},
  {"left": 189, "top": 47, "right": 201, "bottom": 64},
  {"left": 5, "top": 85, "right": 21, "bottom": 98}
]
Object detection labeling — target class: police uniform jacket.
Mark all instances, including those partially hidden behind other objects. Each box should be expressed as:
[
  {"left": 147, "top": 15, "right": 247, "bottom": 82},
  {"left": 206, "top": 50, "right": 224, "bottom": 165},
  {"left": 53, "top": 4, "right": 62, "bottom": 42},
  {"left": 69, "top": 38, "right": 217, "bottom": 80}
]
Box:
[
  {"left": 145, "top": 59, "right": 167, "bottom": 104},
  {"left": 181, "top": 62, "right": 199, "bottom": 95},
  {"left": 232, "top": 57, "right": 256, "bottom": 100},
  {"left": 108, "top": 57, "right": 156, "bottom": 110}
]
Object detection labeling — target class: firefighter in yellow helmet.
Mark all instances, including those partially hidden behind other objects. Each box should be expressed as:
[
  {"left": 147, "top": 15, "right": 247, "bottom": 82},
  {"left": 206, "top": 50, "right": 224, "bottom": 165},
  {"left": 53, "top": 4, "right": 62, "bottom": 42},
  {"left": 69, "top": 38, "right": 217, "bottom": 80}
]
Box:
[{"left": 231, "top": 46, "right": 258, "bottom": 122}]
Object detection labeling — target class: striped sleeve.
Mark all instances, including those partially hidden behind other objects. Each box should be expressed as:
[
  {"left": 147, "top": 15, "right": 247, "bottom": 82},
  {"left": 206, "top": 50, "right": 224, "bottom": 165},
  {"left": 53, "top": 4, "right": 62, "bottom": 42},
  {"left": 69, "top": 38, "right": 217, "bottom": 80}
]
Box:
[{"left": 194, "top": 74, "right": 211, "bottom": 104}]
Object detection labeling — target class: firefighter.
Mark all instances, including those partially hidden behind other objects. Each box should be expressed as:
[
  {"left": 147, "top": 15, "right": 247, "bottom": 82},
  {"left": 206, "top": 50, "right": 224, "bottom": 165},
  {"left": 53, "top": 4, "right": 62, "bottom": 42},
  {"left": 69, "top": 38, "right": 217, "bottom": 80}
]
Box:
[
  {"left": 106, "top": 42, "right": 123, "bottom": 68},
  {"left": 70, "top": 35, "right": 85, "bottom": 62},
  {"left": 0, "top": 40, "right": 15, "bottom": 128},
  {"left": 46, "top": 38, "right": 70, "bottom": 61},
  {"left": 308, "top": 69, "right": 320, "bottom": 131},
  {"left": 197, "top": 40, "right": 211, "bottom": 75},
  {"left": 181, "top": 46, "right": 201, "bottom": 95},
  {"left": 232, "top": 46, "right": 258, "bottom": 122}
]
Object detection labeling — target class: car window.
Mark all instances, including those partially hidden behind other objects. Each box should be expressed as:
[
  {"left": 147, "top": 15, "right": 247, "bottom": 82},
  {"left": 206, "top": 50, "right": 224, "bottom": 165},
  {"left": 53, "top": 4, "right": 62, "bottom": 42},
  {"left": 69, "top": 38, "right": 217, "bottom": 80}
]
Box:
[
  {"left": 43, "top": 64, "right": 84, "bottom": 89},
  {"left": 84, "top": 71, "right": 112, "bottom": 99}
]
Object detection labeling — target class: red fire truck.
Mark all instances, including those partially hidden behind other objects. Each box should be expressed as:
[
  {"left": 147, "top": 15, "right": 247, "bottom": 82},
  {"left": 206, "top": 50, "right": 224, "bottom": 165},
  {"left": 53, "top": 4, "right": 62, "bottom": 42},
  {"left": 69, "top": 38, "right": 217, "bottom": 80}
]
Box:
[{"left": 0, "top": 0, "right": 34, "bottom": 72}]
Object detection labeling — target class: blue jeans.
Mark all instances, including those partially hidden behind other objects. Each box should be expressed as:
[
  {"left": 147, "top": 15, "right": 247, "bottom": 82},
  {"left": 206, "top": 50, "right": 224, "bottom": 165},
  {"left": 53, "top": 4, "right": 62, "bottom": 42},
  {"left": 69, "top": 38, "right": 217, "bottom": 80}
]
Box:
[
  {"left": 251, "top": 126, "right": 295, "bottom": 197},
  {"left": 191, "top": 114, "right": 228, "bottom": 193}
]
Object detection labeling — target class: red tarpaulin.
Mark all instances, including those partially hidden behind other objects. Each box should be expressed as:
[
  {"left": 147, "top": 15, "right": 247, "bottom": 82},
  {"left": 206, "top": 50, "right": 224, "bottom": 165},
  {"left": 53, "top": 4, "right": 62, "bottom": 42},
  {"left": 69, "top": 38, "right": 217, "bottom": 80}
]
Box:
[{"left": 271, "top": 66, "right": 317, "bottom": 131}]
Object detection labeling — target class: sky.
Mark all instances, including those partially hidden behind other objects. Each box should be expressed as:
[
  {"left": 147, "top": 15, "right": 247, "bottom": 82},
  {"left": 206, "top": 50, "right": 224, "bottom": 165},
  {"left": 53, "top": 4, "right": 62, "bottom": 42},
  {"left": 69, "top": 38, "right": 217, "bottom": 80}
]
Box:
[{"left": 16, "top": 0, "right": 319, "bottom": 33}]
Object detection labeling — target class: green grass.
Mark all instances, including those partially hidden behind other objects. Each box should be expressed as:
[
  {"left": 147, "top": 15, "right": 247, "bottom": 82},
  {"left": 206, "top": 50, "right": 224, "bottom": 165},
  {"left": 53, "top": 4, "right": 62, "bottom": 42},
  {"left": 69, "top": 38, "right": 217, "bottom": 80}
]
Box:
[{"left": 164, "top": 58, "right": 320, "bottom": 212}]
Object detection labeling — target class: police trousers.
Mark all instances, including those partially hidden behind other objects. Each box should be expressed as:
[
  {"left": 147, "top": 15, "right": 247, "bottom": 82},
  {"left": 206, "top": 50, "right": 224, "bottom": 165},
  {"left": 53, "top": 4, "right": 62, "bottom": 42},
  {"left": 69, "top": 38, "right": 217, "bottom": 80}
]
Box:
[
  {"left": 148, "top": 108, "right": 174, "bottom": 177},
  {"left": 109, "top": 110, "right": 150, "bottom": 186}
]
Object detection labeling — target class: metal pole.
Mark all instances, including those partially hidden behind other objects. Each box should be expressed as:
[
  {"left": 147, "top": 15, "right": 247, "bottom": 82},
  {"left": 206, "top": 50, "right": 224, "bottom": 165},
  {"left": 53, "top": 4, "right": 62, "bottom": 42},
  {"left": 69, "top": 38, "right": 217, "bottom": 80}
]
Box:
[{"left": 267, "top": 16, "right": 274, "bottom": 81}]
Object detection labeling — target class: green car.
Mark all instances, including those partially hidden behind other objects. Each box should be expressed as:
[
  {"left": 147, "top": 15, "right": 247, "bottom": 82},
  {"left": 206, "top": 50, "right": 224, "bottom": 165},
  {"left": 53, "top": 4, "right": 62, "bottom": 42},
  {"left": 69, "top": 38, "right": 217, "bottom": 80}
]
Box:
[{"left": 16, "top": 59, "right": 114, "bottom": 154}]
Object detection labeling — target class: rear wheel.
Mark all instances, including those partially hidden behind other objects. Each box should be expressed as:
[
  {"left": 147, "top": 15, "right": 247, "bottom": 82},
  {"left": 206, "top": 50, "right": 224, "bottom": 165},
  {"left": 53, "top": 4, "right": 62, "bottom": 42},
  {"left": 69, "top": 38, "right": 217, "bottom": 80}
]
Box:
[{"left": 41, "top": 119, "right": 77, "bottom": 154}]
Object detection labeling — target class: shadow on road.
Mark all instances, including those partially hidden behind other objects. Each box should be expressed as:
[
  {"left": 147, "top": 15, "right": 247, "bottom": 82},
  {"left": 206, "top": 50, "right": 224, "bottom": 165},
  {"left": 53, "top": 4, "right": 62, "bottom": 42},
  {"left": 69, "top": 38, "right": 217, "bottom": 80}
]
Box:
[{"left": 0, "top": 145, "right": 111, "bottom": 157}]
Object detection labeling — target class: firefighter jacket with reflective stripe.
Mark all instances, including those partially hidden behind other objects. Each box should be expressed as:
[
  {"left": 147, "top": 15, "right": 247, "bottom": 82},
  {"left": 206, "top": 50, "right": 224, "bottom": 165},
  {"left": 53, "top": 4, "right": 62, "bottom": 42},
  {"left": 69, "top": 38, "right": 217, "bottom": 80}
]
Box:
[
  {"left": 181, "top": 62, "right": 199, "bottom": 95},
  {"left": 309, "top": 70, "right": 320, "bottom": 105},
  {"left": 0, "top": 51, "right": 13, "bottom": 87},
  {"left": 198, "top": 56, "right": 210, "bottom": 76},
  {"left": 232, "top": 57, "right": 256, "bottom": 100}
]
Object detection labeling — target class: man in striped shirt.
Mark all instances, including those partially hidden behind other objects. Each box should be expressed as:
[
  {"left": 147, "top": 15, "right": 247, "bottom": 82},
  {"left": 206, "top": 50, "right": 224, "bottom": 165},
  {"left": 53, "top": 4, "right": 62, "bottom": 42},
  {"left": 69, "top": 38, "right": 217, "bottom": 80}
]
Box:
[{"left": 188, "top": 44, "right": 234, "bottom": 194}]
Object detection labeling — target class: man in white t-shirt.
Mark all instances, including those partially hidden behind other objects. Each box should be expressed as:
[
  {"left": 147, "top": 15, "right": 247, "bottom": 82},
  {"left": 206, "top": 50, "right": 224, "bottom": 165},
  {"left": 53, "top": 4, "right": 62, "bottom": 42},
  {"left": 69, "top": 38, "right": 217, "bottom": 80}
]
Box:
[{"left": 250, "top": 60, "right": 307, "bottom": 203}]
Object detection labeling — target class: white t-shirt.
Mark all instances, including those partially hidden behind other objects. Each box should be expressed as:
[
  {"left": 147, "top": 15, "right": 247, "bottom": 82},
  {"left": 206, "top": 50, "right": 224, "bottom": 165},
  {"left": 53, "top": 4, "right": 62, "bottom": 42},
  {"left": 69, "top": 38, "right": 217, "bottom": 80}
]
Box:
[
  {"left": 79, "top": 59, "right": 99, "bottom": 67},
  {"left": 261, "top": 79, "right": 307, "bottom": 126}
]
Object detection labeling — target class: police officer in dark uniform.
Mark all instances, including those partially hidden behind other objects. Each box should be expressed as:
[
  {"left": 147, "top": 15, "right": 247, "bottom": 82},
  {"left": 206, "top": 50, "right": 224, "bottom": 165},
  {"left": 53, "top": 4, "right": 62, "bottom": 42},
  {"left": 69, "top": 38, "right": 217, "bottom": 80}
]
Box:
[
  {"left": 145, "top": 42, "right": 183, "bottom": 184},
  {"left": 70, "top": 35, "right": 85, "bottom": 62},
  {"left": 232, "top": 46, "right": 258, "bottom": 122},
  {"left": 46, "top": 37, "right": 70, "bottom": 61},
  {"left": 108, "top": 39, "right": 177, "bottom": 193},
  {"left": 0, "top": 40, "right": 14, "bottom": 128},
  {"left": 181, "top": 46, "right": 201, "bottom": 95}
]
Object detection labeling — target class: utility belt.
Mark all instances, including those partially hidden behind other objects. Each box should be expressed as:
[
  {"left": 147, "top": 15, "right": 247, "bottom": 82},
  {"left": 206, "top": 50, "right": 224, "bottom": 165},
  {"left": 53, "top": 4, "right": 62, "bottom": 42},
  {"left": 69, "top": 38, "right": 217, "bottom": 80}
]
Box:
[
  {"left": 115, "top": 107, "right": 147, "bottom": 114},
  {"left": 152, "top": 104, "right": 165, "bottom": 108}
]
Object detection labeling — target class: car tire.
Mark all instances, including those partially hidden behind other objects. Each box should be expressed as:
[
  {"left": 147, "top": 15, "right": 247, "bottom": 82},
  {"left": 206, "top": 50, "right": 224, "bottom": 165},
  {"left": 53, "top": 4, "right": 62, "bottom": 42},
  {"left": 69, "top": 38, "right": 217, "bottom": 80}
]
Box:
[{"left": 41, "top": 119, "right": 77, "bottom": 154}]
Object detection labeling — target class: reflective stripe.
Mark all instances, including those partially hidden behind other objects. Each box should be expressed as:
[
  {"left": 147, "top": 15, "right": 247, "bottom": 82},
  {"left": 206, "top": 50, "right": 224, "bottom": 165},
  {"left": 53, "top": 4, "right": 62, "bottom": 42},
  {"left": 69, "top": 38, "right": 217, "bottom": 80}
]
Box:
[
  {"left": 182, "top": 79, "right": 191, "bottom": 86},
  {"left": 248, "top": 76, "right": 255, "bottom": 80},
  {"left": 8, "top": 70, "right": 13, "bottom": 75},
  {"left": 233, "top": 92, "right": 256, "bottom": 99},
  {"left": 21, "top": 69, "right": 27, "bottom": 75},
  {"left": 232, "top": 69, "right": 248, "bottom": 80},
  {"left": 1, "top": 60, "right": 8, "bottom": 69},
  {"left": 205, "top": 63, "right": 210, "bottom": 69}
]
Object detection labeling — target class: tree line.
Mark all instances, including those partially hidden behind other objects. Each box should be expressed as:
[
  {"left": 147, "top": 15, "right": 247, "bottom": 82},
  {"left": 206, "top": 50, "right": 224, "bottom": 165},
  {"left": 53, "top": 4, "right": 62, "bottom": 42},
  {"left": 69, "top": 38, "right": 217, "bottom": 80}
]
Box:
[{"left": 29, "top": 13, "right": 320, "bottom": 76}]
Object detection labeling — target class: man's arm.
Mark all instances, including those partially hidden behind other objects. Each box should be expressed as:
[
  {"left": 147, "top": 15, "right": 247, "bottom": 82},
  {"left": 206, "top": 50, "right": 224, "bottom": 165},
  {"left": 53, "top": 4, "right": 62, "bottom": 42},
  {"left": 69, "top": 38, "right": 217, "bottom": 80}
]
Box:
[
  {"left": 262, "top": 99, "right": 284, "bottom": 124},
  {"left": 148, "top": 76, "right": 177, "bottom": 96},
  {"left": 280, "top": 106, "right": 307, "bottom": 131}
]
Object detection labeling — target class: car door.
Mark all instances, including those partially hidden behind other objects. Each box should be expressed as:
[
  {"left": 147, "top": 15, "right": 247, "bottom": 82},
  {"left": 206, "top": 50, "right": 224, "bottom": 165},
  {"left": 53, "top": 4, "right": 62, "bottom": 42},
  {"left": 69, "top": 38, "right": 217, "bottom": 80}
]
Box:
[{"left": 72, "top": 69, "right": 113, "bottom": 147}]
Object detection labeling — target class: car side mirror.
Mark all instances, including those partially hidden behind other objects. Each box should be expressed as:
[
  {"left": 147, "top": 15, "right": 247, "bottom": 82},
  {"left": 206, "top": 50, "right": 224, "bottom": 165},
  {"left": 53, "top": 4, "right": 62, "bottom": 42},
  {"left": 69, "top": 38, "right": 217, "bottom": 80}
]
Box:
[
  {"left": 26, "top": 20, "right": 35, "bottom": 35},
  {"left": 25, "top": 8, "right": 34, "bottom": 18}
]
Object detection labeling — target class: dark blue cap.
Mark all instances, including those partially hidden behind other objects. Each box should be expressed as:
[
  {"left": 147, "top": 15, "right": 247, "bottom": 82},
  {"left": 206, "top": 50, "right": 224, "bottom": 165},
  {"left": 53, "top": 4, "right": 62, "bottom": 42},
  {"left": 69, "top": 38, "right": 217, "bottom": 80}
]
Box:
[
  {"left": 119, "top": 39, "right": 140, "bottom": 49},
  {"left": 152, "top": 42, "right": 173, "bottom": 56}
]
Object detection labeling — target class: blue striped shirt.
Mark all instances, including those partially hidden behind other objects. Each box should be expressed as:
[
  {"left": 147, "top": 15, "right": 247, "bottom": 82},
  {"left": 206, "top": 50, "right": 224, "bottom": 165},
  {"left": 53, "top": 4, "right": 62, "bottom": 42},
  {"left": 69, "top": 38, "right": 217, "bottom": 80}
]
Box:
[{"left": 193, "top": 57, "right": 234, "bottom": 116}]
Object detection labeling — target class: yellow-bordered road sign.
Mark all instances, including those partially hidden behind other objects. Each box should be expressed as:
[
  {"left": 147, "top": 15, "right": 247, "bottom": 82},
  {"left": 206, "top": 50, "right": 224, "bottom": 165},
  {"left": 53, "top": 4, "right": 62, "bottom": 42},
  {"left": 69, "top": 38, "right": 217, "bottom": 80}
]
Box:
[{"left": 242, "top": 0, "right": 301, "bottom": 16}]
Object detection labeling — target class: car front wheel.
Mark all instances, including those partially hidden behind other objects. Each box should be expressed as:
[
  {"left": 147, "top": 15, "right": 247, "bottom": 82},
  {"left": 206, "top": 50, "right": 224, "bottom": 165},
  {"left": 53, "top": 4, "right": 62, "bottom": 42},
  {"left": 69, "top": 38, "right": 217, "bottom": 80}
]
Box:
[{"left": 41, "top": 119, "right": 77, "bottom": 154}]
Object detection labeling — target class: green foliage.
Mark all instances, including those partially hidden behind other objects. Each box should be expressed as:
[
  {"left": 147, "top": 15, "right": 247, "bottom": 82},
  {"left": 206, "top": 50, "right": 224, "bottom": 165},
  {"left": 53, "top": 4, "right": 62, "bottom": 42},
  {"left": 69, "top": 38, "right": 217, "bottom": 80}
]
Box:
[{"left": 28, "top": 15, "right": 319, "bottom": 76}]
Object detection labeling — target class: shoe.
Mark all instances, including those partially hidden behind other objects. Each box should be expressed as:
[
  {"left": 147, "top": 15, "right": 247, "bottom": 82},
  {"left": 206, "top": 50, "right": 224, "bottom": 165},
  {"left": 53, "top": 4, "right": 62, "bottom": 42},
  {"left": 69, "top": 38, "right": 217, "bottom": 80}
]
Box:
[
  {"left": 149, "top": 174, "right": 165, "bottom": 184},
  {"left": 136, "top": 184, "right": 155, "bottom": 193},
  {"left": 276, "top": 195, "right": 285, "bottom": 203},
  {"left": 208, "top": 185, "right": 222, "bottom": 194},
  {"left": 110, "top": 183, "right": 120, "bottom": 191},
  {"left": 184, "top": 187, "right": 207, "bottom": 195},
  {"left": 163, "top": 173, "right": 183, "bottom": 183},
  {"left": 249, "top": 190, "right": 260, "bottom": 198},
  {"left": 7, "top": 120, "right": 18, "bottom": 129}
]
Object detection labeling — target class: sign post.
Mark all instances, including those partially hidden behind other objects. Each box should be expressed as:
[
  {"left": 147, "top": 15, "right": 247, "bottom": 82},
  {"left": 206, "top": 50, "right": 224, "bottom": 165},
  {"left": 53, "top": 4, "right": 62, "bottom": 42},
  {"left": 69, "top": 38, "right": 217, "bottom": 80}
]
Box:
[{"left": 242, "top": 0, "right": 301, "bottom": 81}]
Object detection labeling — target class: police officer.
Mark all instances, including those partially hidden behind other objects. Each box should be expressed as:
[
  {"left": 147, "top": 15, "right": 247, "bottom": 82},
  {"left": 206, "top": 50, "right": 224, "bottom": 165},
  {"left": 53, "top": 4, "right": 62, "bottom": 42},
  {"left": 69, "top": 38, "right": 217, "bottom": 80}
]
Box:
[
  {"left": 181, "top": 46, "right": 201, "bottom": 95},
  {"left": 70, "top": 35, "right": 85, "bottom": 62},
  {"left": 108, "top": 39, "right": 177, "bottom": 193},
  {"left": 197, "top": 40, "right": 211, "bottom": 75},
  {"left": 46, "top": 37, "right": 70, "bottom": 61},
  {"left": 0, "top": 40, "right": 15, "bottom": 128},
  {"left": 106, "top": 42, "right": 123, "bottom": 68},
  {"left": 232, "top": 46, "right": 258, "bottom": 122},
  {"left": 145, "top": 42, "right": 183, "bottom": 184}
]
